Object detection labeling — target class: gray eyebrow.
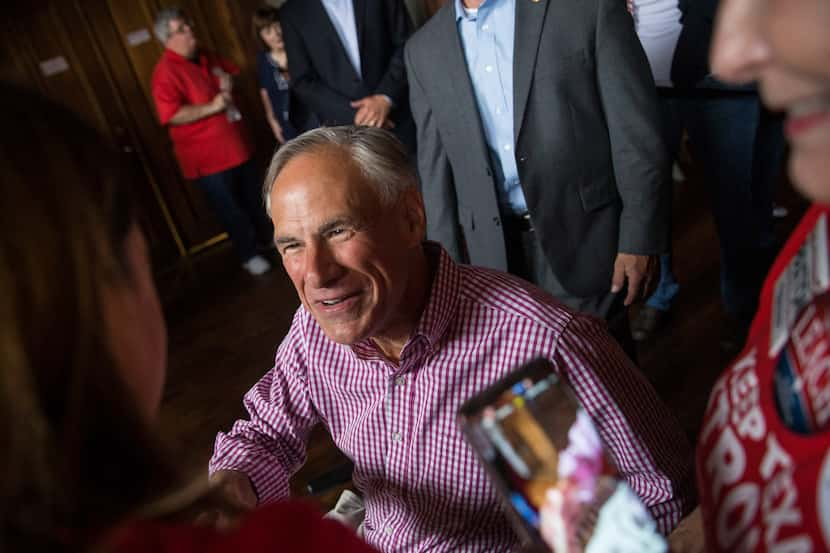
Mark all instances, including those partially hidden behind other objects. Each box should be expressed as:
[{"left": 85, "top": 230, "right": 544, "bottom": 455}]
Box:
[{"left": 274, "top": 216, "right": 363, "bottom": 246}]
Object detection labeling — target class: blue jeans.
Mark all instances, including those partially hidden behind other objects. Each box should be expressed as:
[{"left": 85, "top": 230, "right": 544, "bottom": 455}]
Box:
[
  {"left": 196, "top": 158, "right": 273, "bottom": 262},
  {"left": 647, "top": 81, "right": 784, "bottom": 324}
]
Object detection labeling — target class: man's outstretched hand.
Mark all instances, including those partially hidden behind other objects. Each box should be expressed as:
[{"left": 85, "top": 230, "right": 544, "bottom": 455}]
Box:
[{"left": 196, "top": 470, "right": 258, "bottom": 531}]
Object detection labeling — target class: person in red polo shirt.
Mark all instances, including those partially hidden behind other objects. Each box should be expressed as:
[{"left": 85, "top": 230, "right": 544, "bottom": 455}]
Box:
[{"left": 151, "top": 6, "right": 272, "bottom": 276}]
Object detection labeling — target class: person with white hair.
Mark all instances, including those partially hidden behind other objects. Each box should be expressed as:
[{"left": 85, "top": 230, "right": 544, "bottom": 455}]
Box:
[{"left": 151, "top": 6, "right": 273, "bottom": 276}]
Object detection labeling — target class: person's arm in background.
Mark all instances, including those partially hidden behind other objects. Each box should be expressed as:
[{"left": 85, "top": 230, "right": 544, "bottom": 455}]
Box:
[
  {"left": 207, "top": 311, "right": 320, "bottom": 524},
  {"left": 151, "top": 69, "right": 227, "bottom": 126},
  {"left": 256, "top": 53, "right": 285, "bottom": 143},
  {"left": 405, "top": 41, "right": 466, "bottom": 263},
  {"left": 351, "top": 0, "right": 414, "bottom": 128},
  {"left": 281, "top": 12, "right": 359, "bottom": 125},
  {"left": 553, "top": 313, "right": 697, "bottom": 534},
  {"left": 167, "top": 97, "right": 228, "bottom": 125},
  {"left": 595, "top": 0, "right": 670, "bottom": 305},
  {"left": 260, "top": 89, "right": 285, "bottom": 144}
]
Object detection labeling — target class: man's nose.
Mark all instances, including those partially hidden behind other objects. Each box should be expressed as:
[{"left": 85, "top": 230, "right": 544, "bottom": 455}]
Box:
[
  {"left": 304, "top": 240, "right": 344, "bottom": 288},
  {"left": 710, "top": 0, "right": 772, "bottom": 85}
]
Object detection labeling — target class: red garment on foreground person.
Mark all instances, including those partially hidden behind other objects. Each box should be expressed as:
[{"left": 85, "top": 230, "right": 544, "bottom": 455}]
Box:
[
  {"left": 697, "top": 205, "right": 830, "bottom": 552},
  {"left": 109, "top": 501, "right": 376, "bottom": 553}
]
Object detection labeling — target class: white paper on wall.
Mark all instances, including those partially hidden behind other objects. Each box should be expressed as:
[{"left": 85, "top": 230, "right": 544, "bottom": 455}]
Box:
[
  {"left": 39, "top": 56, "right": 69, "bottom": 77},
  {"left": 126, "top": 28, "right": 152, "bottom": 47}
]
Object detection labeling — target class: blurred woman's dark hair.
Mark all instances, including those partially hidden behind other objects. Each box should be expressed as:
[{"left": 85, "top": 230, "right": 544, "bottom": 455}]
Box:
[
  {"left": 0, "top": 83, "right": 183, "bottom": 551},
  {"left": 251, "top": 5, "right": 281, "bottom": 50}
]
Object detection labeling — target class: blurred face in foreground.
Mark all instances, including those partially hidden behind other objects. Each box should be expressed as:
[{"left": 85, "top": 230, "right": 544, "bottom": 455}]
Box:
[
  {"left": 104, "top": 225, "right": 168, "bottom": 420},
  {"left": 711, "top": 0, "right": 830, "bottom": 203}
]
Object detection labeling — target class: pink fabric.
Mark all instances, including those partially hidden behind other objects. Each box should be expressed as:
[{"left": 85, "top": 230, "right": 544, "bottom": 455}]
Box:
[{"left": 210, "top": 243, "right": 694, "bottom": 552}]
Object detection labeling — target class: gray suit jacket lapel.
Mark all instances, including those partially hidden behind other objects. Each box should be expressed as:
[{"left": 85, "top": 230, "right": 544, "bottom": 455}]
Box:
[
  {"left": 435, "top": 5, "right": 492, "bottom": 169},
  {"left": 513, "top": 0, "right": 550, "bottom": 140}
]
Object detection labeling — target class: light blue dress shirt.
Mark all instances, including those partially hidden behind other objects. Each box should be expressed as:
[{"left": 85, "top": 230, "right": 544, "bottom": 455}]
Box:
[
  {"left": 321, "top": 0, "right": 362, "bottom": 77},
  {"left": 455, "top": 0, "right": 527, "bottom": 214}
]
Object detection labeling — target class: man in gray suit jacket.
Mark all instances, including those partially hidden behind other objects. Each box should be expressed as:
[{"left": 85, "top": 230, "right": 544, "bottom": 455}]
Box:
[{"left": 405, "top": 0, "right": 668, "bottom": 349}]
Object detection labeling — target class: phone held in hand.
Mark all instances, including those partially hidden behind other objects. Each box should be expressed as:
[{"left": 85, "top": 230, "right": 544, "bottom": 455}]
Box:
[{"left": 457, "top": 358, "right": 667, "bottom": 553}]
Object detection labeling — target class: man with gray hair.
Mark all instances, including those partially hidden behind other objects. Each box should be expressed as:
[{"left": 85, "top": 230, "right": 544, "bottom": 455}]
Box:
[
  {"left": 151, "top": 6, "right": 272, "bottom": 275},
  {"left": 208, "top": 126, "right": 694, "bottom": 551}
]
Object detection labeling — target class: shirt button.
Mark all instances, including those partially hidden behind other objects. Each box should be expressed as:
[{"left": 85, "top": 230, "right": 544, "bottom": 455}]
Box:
[
  {"left": 485, "top": 65, "right": 493, "bottom": 73},
  {"left": 395, "top": 375, "right": 407, "bottom": 387},
  {"left": 482, "top": 24, "right": 490, "bottom": 31},
  {"left": 392, "top": 431, "right": 402, "bottom": 442},
  {"left": 385, "top": 525, "right": 394, "bottom": 535},
  {"left": 495, "top": 107, "right": 502, "bottom": 115},
  {"left": 503, "top": 144, "right": 512, "bottom": 151}
]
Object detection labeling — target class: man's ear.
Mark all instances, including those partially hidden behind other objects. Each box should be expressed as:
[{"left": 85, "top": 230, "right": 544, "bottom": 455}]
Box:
[{"left": 400, "top": 186, "right": 427, "bottom": 245}]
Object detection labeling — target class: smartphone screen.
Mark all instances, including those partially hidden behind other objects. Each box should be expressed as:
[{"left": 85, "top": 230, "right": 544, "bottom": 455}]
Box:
[{"left": 459, "top": 359, "right": 667, "bottom": 553}]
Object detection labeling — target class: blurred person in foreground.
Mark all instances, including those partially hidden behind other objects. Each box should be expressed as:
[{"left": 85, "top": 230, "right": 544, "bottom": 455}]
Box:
[
  {"left": 0, "top": 84, "right": 375, "bottom": 553},
  {"left": 667, "top": 1, "right": 830, "bottom": 552}
]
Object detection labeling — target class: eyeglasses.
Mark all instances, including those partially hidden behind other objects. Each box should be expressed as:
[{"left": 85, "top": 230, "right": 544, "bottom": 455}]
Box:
[{"left": 169, "top": 20, "right": 194, "bottom": 36}]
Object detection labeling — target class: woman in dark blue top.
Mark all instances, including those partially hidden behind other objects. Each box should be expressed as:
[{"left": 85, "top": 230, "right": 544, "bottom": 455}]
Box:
[{"left": 252, "top": 6, "right": 304, "bottom": 144}]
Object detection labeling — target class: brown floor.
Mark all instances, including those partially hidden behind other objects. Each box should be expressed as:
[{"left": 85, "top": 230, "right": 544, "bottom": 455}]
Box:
[{"left": 156, "top": 162, "right": 807, "bottom": 512}]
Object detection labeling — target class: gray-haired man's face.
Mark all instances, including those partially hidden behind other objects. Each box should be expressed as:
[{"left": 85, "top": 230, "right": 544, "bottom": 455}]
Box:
[
  {"left": 269, "top": 147, "right": 426, "bottom": 346},
  {"left": 165, "top": 18, "right": 197, "bottom": 57}
]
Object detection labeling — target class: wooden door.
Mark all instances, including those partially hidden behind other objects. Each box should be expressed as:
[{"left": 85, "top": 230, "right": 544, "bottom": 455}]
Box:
[
  {"left": 0, "top": 2, "right": 184, "bottom": 269},
  {"left": 0, "top": 0, "right": 277, "bottom": 271}
]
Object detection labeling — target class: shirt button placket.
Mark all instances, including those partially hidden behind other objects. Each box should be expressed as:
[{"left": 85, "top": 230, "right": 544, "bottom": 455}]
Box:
[{"left": 390, "top": 373, "right": 406, "bottom": 444}]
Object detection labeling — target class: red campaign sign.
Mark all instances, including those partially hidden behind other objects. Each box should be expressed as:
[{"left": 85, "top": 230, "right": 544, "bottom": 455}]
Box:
[{"left": 696, "top": 204, "right": 830, "bottom": 553}]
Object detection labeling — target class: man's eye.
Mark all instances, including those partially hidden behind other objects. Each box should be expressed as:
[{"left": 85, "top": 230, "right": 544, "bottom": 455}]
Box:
[
  {"left": 281, "top": 243, "right": 300, "bottom": 253},
  {"left": 327, "top": 227, "right": 351, "bottom": 239}
]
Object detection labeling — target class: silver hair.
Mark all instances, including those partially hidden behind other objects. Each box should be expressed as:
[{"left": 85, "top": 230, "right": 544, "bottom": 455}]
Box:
[
  {"left": 154, "top": 6, "right": 188, "bottom": 43},
  {"left": 263, "top": 126, "right": 418, "bottom": 215}
]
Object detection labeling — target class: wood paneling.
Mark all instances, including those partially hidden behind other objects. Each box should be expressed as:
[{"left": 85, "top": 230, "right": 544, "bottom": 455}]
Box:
[{"left": 2, "top": 0, "right": 282, "bottom": 271}]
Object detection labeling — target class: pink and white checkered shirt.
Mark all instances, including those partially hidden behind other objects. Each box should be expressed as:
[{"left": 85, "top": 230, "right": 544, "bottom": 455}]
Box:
[{"left": 210, "top": 244, "right": 695, "bottom": 552}]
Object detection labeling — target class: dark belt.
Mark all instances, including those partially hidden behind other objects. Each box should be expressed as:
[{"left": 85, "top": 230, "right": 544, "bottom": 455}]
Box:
[{"left": 501, "top": 211, "right": 534, "bottom": 233}]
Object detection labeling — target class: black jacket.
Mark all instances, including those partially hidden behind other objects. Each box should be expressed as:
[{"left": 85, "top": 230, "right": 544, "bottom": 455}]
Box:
[
  {"left": 671, "top": 0, "right": 719, "bottom": 88},
  {"left": 280, "top": 0, "right": 415, "bottom": 149}
]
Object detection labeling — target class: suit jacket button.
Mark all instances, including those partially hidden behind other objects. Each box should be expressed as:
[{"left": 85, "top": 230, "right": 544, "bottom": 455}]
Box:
[
  {"left": 493, "top": 216, "right": 501, "bottom": 227},
  {"left": 519, "top": 156, "right": 527, "bottom": 163}
]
